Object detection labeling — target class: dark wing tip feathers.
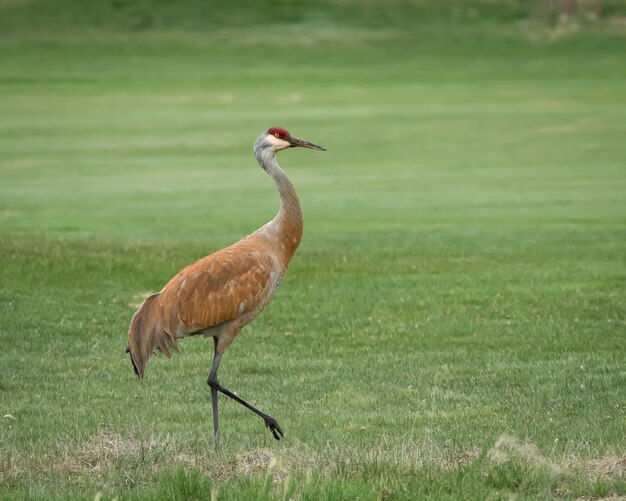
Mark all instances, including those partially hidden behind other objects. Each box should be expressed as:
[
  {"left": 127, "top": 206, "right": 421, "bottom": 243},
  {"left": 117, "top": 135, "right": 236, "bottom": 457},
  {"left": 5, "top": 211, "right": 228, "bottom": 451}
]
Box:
[
  {"left": 131, "top": 354, "right": 142, "bottom": 379},
  {"left": 126, "top": 345, "right": 143, "bottom": 379}
]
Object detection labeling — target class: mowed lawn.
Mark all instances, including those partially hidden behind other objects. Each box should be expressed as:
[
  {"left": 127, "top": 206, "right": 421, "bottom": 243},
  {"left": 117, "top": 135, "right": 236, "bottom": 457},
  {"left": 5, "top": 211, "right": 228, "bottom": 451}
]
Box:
[{"left": 1, "top": 21, "right": 626, "bottom": 500}]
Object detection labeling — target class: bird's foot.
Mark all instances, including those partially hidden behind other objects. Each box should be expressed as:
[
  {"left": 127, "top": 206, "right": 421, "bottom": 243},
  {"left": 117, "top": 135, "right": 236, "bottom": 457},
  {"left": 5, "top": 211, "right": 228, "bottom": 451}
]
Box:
[{"left": 264, "top": 415, "right": 284, "bottom": 441}]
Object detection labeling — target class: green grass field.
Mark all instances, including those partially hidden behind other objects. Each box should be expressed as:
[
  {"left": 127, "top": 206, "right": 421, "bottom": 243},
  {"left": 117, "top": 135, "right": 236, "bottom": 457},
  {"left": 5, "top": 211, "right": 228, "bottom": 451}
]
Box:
[{"left": 1, "top": 1, "right": 626, "bottom": 499}]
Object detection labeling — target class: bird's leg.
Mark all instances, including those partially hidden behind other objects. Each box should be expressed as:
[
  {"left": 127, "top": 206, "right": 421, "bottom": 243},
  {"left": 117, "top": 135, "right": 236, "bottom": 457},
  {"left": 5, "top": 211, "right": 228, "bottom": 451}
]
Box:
[
  {"left": 208, "top": 336, "right": 220, "bottom": 447},
  {"left": 206, "top": 348, "right": 284, "bottom": 441}
]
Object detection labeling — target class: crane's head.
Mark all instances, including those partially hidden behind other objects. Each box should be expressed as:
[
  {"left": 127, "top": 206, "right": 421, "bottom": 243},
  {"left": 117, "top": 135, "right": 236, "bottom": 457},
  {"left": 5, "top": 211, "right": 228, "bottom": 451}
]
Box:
[{"left": 260, "top": 127, "right": 326, "bottom": 153}]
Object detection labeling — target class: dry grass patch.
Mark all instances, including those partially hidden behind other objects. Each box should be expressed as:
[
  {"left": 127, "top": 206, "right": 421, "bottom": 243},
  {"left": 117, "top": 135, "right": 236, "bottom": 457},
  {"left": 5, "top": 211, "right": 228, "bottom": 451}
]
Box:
[
  {"left": 2, "top": 431, "right": 625, "bottom": 497},
  {"left": 488, "top": 433, "right": 559, "bottom": 473},
  {"left": 487, "top": 434, "right": 626, "bottom": 483},
  {"left": 581, "top": 455, "right": 626, "bottom": 479},
  {"left": 69, "top": 433, "right": 142, "bottom": 473}
]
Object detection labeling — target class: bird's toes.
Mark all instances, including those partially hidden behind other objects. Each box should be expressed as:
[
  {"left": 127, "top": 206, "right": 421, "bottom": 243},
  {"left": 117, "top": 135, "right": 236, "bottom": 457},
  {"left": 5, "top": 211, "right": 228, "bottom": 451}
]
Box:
[
  {"left": 264, "top": 416, "right": 284, "bottom": 440},
  {"left": 271, "top": 425, "right": 284, "bottom": 440}
]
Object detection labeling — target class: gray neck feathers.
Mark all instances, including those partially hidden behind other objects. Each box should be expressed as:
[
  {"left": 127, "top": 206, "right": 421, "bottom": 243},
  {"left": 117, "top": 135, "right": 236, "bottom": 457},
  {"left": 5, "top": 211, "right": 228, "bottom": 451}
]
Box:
[{"left": 253, "top": 138, "right": 303, "bottom": 255}]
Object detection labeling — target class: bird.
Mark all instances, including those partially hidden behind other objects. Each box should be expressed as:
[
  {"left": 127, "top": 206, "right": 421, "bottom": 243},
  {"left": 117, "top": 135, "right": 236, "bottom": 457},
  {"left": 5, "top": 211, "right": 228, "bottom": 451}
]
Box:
[{"left": 126, "top": 127, "right": 325, "bottom": 445}]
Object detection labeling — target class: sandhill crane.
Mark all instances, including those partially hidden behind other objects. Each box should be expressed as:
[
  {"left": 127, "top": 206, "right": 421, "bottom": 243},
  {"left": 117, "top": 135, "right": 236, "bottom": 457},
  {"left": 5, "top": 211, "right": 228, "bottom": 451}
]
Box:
[{"left": 126, "top": 127, "right": 325, "bottom": 445}]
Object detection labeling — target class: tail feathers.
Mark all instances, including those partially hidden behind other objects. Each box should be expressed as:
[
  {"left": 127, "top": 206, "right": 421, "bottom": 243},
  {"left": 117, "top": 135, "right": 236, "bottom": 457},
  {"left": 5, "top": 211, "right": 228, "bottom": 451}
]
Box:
[{"left": 126, "top": 293, "right": 178, "bottom": 379}]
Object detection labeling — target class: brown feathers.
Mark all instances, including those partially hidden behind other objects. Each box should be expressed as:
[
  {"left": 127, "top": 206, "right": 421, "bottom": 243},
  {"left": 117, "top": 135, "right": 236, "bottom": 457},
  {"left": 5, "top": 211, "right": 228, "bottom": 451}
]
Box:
[
  {"left": 126, "top": 294, "right": 178, "bottom": 379},
  {"left": 160, "top": 240, "right": 281, "bottom": 333},
  {"left": 126, "top": 234, "right": 288, "bottom": 378}
]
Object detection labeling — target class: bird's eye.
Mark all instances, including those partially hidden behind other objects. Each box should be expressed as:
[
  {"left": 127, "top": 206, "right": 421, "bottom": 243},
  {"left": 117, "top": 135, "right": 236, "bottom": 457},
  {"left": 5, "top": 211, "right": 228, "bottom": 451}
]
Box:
[{"left": 274, "top": 133, "right": 280, "bottom": 138}]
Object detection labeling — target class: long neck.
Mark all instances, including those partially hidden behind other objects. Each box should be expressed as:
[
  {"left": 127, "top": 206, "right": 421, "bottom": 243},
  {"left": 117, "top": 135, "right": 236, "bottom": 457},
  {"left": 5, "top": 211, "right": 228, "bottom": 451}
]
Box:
[{"left": 254, "top": 145, "right": 303, "bottom": 261}]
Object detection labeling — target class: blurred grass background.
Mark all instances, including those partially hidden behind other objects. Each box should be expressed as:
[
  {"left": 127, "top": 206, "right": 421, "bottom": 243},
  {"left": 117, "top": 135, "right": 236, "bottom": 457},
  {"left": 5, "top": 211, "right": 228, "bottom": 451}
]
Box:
[{"left": 1, "top": 0, "right": 625, "bottom": 499}]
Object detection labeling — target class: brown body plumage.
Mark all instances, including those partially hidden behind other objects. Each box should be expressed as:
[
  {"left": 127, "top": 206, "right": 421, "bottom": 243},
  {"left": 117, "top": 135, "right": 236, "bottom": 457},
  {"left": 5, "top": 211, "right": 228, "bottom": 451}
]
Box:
[{"left": 126, "top": 127, "right": 325, "bottom": 444}]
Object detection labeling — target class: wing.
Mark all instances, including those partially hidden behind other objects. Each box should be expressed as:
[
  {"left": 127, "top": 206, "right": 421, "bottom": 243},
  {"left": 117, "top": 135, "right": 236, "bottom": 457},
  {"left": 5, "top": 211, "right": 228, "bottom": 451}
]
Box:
[{"left": 158, "top": 244, "right": 279, "bottom": 336}]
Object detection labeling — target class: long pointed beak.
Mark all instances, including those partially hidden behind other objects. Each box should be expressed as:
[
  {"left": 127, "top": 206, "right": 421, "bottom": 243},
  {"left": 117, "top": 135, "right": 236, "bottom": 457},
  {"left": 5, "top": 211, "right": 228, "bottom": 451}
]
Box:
[{"left": 289, "top": 136, "right": 326, "bottom": 151}]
